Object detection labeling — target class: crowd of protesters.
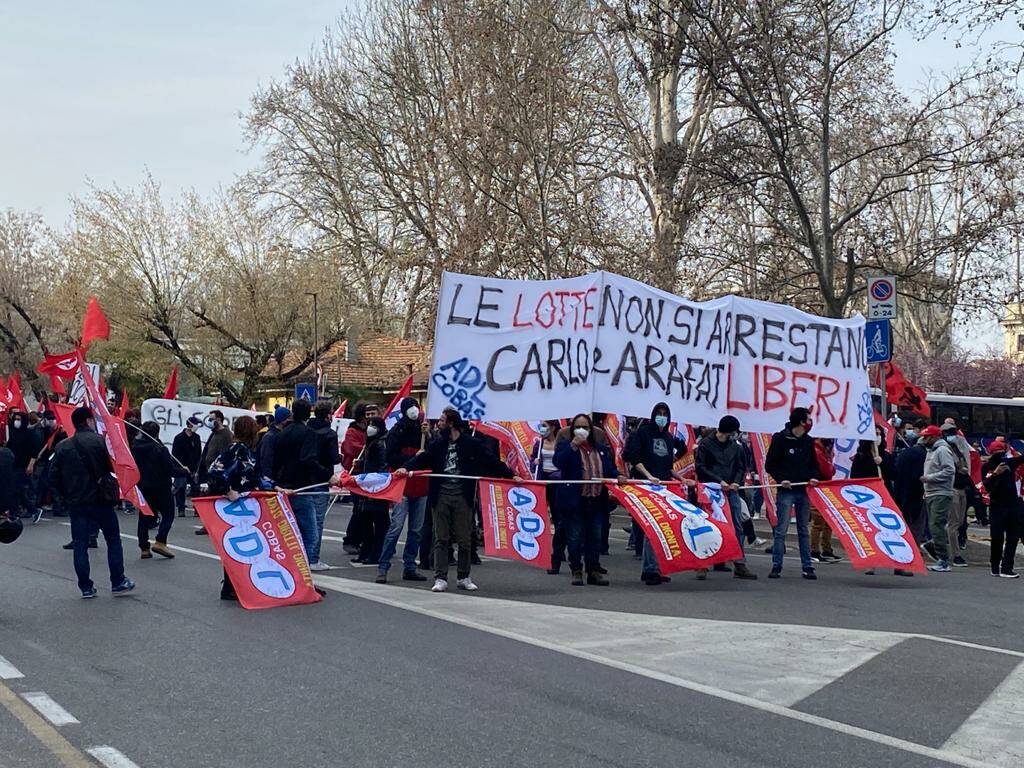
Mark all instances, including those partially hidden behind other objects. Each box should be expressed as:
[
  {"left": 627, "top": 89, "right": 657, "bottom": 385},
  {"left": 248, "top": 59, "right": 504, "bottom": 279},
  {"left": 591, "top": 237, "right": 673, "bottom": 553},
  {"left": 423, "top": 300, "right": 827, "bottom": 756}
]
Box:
[{"left": 1, "top": 392, "right": 1020, "bottom": 600}]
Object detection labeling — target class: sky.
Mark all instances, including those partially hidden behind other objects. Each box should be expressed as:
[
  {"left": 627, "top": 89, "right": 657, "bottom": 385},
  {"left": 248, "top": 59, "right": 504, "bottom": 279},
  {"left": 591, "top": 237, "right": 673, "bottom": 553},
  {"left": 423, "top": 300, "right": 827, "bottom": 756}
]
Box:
[{"left": 0, "top": 2, "right": 1014, "bottom": 353}]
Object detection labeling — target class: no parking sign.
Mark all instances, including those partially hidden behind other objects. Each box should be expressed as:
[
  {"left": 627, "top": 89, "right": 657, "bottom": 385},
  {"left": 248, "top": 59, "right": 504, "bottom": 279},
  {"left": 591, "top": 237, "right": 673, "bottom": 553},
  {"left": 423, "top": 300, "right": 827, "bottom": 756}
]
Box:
[{"left": 867, "top": 276, "right": 897, "bottom": 320}]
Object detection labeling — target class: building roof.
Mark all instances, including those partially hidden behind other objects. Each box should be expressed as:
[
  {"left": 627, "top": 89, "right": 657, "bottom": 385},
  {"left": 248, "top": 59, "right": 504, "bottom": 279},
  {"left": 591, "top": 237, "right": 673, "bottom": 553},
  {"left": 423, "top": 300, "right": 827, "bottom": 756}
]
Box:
[{"left": 265, "top": 334, "right": 432, "bottom": 392}]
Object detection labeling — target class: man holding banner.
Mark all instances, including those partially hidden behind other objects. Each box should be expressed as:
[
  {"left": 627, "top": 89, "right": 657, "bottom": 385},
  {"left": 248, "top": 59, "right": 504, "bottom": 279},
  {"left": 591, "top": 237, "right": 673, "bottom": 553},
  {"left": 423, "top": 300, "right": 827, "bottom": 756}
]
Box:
[
  {"left": 397, "top": 407, "right": 519, "bottom": 593},
  {"left": 695, "top": 416, "right": 757, "bottom": 580},
  {"left": 765, "top": 408, "right": 821, "bottom": 580}
]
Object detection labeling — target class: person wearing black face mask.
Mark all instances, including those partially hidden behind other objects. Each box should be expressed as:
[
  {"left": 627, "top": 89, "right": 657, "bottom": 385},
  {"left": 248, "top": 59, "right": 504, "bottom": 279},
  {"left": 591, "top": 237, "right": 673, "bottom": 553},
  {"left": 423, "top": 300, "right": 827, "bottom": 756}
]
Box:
[
  {"left": 28, "top": 411, "right": 65, "bottom": 522},
  {"left": 764, "top": 407, "right": 821, "bottom": 580},
  {"left": 6, "top": 410, "right": 41, "bottom": 521}
]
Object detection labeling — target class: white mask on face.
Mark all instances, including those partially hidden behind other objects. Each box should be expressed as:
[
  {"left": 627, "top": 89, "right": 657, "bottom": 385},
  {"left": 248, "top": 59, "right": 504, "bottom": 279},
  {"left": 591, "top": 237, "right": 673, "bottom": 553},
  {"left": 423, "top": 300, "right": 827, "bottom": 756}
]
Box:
[
  {"left": 11, "top": 419, "right": 22, "bottom": 429},
  {"left": 538, "top": 424, "right": 550, "bottom": 437},
  {"left": 573, "top": 427, "right": 589, "bottom": 440},
  {"left": 366, "top": 425, "right": 379, "bottom": 438},
  {"left": 406, "top": 406, "right": 420, "bottom": 421}
]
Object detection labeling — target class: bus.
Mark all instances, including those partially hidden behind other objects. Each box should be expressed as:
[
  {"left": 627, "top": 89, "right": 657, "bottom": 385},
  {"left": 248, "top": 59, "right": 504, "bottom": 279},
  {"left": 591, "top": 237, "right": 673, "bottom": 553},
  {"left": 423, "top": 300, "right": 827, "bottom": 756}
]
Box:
[{"left": 892, "top": 393, "right": 1024, "bottom": 443}]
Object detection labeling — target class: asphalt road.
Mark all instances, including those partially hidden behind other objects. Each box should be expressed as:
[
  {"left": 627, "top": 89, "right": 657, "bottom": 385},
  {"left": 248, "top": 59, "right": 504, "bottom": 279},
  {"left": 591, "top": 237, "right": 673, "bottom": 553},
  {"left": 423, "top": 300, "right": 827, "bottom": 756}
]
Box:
[{"left": 1, "top": 505, "right": 1022, "bottom": 768}]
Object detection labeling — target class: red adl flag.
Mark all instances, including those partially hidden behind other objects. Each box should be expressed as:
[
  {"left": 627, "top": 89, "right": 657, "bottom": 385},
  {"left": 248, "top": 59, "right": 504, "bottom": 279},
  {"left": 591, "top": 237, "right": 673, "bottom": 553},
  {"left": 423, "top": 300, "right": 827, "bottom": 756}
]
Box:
[
  {"left": 382, "top": 376, "right": 414, "bottom": 430},
  {"left": 479, "top": 479, "right": 553, "bottom": 568},
  {"left": 336, "top": 468, "right": 408, "bottom": 504},
  {"left": 162, "top": 364, "right": 179, "bottom": 399},
  {"left": 80, "top": 297, "right": 111, "bottom": 351}
]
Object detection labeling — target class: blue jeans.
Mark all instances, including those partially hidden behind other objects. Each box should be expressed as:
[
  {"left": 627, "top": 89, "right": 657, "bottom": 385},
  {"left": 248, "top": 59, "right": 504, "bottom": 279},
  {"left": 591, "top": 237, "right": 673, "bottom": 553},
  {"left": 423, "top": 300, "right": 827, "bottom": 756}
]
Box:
[
  {"left": 14, "top": 470, "right": 36, "bottom": 516},
  {"left": 725, "top": 489, "right": 746, "bottom": 563},
  {"left": 378, "top": 495, "right": 427, "bottom": 573},
  {"left": 289, "top": 495, "right": 319, "bottom": 563},
  {"left": 69, "top": 505, "right": 126, "bottom": 591},
  {"left": 772, "top": 488, "right": 812, "bottom": 571},
  {"left": 309, "top": 491, "right": 331, "bottom": 564}
]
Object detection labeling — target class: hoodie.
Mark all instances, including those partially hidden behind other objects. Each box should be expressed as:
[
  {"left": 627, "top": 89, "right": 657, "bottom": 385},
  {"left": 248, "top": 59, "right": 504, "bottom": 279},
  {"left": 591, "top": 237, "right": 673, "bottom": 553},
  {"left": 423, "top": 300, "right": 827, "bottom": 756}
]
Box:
[
  {"left": 622, "top": 402, "right": 687, "bottom": 481},
  {"left": 922, "top": 439, "right": 956, "bottom": 498}
]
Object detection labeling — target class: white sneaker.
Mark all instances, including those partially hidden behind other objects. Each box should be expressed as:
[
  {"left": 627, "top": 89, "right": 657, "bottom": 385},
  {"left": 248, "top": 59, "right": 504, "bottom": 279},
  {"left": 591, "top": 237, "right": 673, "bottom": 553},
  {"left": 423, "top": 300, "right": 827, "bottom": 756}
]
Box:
[
  {"left": 456, "top": 577, "right": 478, "bottom": 591},
  {"left": 753, "top": 537, "right": 768, "bottom": 547},
  {"left": 309, "top": 561, "right": 332, "bottom": 572},
  {"left": 431, "top": 578, "right": 448, "bottom": 592}
]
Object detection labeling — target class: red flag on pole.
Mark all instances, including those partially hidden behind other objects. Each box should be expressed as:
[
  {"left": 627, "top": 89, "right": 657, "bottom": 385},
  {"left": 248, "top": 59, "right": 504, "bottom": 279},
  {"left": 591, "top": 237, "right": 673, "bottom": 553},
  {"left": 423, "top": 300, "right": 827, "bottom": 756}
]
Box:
[
  {"left": 162, "top": 364, "right": 179, "bottom": 400},
  {"left": 75, "top": 350, "right": 153, "bottom": 516},
  {"left": 479, "top": 479, "right": 553, "bottom": 568},
  {"left": 7, "top": 372, "right": 27, "bottom": 412},
  {"left": 878, "top": 362, "right": 928, "bottom": 415},
  {"left": 382, "top": 376, "right": 414, "bottom": 430},
  {"left": 332, "top": 399, "right": 348, "bottom": 419},
  {"left": 48, "top": 374, "right": 67, "bottom": 397},
  {"left": 37, "top": 351, "right": 81, "bottom": 380},
  {"left": 335, "top": 468, "right": 408, "bottom": 503},
  {"left": 80, "top": 297, "right": 111, "bottom": 351},
  {"left": 115, "top": 389, "right": 130, "bottom": 419}
]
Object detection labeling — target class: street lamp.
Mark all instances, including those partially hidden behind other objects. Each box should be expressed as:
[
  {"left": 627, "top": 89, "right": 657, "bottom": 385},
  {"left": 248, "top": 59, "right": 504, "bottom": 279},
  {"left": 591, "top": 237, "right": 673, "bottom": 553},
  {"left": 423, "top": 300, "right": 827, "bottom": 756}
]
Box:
[{"left": 306, "top": 292, "right": 319, "bottom": 395}]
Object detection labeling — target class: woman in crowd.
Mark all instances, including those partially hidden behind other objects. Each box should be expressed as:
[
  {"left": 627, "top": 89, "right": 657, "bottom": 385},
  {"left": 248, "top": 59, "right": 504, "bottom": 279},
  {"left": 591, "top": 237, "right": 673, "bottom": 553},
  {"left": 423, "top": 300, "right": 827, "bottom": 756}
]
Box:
[
  {"left": 531, "top": 420, "right": 565, "bottom": 575},
  {"left": 981, "top": 439, "right": 1023, "bottom": 578},
  {"left": 554, "top": 414, "right": 618, "bottom": 587},
  {"left": 810, "top": 438, "right": 839, "bottom": 563},
  {"left": 206, "top": 415, "right": 267, "bottom": 600},
  {"left": 352, "top": 416, "right": 391, "bottom": 565}
]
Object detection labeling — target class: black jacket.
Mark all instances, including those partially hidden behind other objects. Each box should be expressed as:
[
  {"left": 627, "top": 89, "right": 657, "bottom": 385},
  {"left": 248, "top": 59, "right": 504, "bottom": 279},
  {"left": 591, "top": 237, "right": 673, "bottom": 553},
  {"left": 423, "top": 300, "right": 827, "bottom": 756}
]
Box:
[
  {"left": 273, "top": 421, "right": 332, "bottom": 488},
  {"left": 622, "top": 402, "right": 686, "bottom": 481},
  {"left": 172, "top": 429, "right": 202, "bottom": 474},
  {"left": 764, "top": 427, "right": 819, "bottom": 484},
  {"left": 308, "top": 417, "right": 341, "bottom": 473},
  {"left": 404, "top": 431, "right": 514, "bottom": 504},
  {"left": 894, "top": 444, "right": 926, "bottom": 519},
  {"left": 131, "top": 435, "right": 187, "bottom": 502},
  {"left": 7, "top": 424, "right": 40, "bottom": 470},
  {"left": 695, "top": 434, "right": 745, "bottom": 485},
  {"left": 257, "top": 423, "right": 280, "bottom": 482},
  {"left": 50, "top": 429, "right": 114, "bottom": 508},
  {"left": 361, "top": 436, "right": 389, "bottom": 475},
  {"left": 983, "top": 455, "right": 1024, "bottom": 510},
  {"left": 552, "top": 438, "right": 618, "bottom": 508},
  {"left": 0, "top": 447, "right": 15, "bottom": 514}
]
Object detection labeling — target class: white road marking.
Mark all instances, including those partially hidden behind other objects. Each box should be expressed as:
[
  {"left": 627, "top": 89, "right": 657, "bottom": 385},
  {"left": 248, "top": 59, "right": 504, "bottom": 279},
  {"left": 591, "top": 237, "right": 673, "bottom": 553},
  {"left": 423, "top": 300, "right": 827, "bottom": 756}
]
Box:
[
  {"left": 311, "top": 575, "right": 1000, "bottom": 768},
  {"left": 0, "top": 655, "right": 24, "bottom": 680},
  {"left": 943, "top": 659, "right": 1024, "bottom": 767},
  {"left": 87, "top": 746, "right": 142, "bottom": 768},
  {"left": 21, "top": 692, "right": 79, "bottom": 726}
]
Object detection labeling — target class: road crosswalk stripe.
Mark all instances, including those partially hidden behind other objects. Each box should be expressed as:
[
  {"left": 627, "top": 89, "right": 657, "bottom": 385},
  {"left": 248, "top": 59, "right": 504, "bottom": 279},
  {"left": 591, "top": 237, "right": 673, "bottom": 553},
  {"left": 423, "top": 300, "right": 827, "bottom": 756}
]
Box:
[{"left": 944, "top": 659, "right": 1024, "bottom": 767}]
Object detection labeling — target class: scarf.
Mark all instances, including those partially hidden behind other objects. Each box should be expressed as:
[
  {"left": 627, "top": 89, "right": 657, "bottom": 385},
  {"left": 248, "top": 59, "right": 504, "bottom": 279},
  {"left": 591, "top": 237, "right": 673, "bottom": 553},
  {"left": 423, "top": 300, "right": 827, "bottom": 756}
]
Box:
[{"left": 580, "top": 442, "right": 602, "bottom": 498}]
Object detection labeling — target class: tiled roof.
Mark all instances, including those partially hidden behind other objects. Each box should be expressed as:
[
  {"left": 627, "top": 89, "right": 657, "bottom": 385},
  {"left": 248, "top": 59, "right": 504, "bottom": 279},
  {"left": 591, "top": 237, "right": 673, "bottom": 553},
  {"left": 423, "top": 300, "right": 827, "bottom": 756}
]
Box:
[{"left": 265, "top": 335, "right": 432, "bottom": 391}]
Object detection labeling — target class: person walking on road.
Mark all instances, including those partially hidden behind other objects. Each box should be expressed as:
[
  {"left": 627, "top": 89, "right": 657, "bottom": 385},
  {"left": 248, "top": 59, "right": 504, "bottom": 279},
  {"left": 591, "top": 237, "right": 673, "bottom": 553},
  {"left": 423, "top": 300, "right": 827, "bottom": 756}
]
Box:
[
  {"left": 273, "top": 400, "right": 334, "bottom": 563},
  {"left": 131, "top": 421, "right": 189, "bottom": 559},
  {"left": 376, "top": 398, "right": 430, "bottom": 583},
  {"left": 340, "top": 402, "right": 378, "bottom": 554},
  {"left": 172, "top": 417, "right": 202, "bottom": 517},
  {"left": 257, "top": 406, "right": 290, "bottom": 487},
  {"left": 695, "top": 416, "right": 758, "bottom": 580},
  {"left": 307, "top": 401, "right": 341, "bottom": 572},
  {"left": 919, "top": 425, "right": 956, "bottom": 573},
  {"left": 981, "top": 439, "right": 1023, "bottom": 578},
  {"left": 623, "top": 402, "right": 689, "bottom": 586},
  {"left": 764, "top": 407, "right": 820, "bottom": 580},
  {"left": 553, "top": 414, "right": 618, "bottom": 587},
  {"left": 50, "top": 406, "right": 134, "bottom": 599},
  {"left": 940, "top": 420, "right": 972, "bottom": 568},
  {"left": 195, "top": 411, "right": 232, "bottom": 535},
  {"left": 397, "top": 407, "right": 517, "bottom": 593}
]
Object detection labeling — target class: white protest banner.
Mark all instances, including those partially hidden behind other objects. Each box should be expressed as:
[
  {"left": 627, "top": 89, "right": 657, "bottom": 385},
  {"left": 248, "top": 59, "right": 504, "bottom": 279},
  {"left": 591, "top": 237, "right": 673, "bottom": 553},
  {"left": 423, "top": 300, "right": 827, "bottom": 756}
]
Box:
[
  {"left": 68, "top": 363, "right": 101, "bottom": 405},
  {"left": 140, "top": 398, "right": 352, "bottom": 452},
  {"left": 427, "top": 271, "right": 874, "bottom": 440}
]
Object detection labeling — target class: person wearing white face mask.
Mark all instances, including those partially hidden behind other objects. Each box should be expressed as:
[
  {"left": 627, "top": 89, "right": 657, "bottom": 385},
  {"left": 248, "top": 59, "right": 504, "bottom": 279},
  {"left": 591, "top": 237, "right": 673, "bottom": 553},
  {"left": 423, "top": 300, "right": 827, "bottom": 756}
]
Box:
[
  {"left": 940, "top": 420, "right": 973, "bottom": 567},
  {"left": 376, "top": 397, "right": 431, "bottom": 584},
  {"left": 531, "top": 420, "right": 566, "bottom": 574},
  {"left": 5, "top": 410, "right": 41, "bottom": 521}
]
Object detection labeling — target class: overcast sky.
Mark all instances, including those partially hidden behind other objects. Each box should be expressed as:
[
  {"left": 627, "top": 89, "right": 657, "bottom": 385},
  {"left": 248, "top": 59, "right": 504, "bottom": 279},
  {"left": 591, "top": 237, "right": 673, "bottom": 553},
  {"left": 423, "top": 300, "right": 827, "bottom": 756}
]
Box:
[{"left": 0, "top": 2, "right": 1011, "bottom": 353}]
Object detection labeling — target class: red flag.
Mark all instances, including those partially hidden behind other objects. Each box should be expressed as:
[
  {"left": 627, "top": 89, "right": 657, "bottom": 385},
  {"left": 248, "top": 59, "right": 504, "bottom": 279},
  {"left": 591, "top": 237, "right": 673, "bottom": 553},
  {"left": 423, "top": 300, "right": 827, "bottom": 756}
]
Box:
[
  {"left": 472, "top": 421, "right": 537, "bottom": 480},
  {"left": 479, "top": 479, "right": 553, "bottom": 568},
  {"left": 76, "top": 350, "right": 153, "bottom": 516},
  {"left": 37, "top": 351, "right": 81, "bottom": 380},
  {"left": 873, "top": 411, "right": 896, "bottom": 453},
  {"left": 382, "top": 376, "right": 414, "bottom": 430},
  {"left": 162, "top": 364, "right": 179, "bottom": 400},
  {"left": 48, "top": 374, "right": 67, "bottom": 397},
  {"left": 192, "top": 492, "right": 323, "bottom": 610},
  {"left": 7, "top": 372, "right": 27, "bottom": 412},
  {"left": 0, "top": 376, "right": 9, "bottom": 411},
  {"left": 332, "top": 399, "right": 348, "bottom": 419},
  {"left": 52, "top": 402, "right": 78, "bottom": 436},
  {"left": 606, "top": 481, "right": 742, "bottom": 573},
  {"left": 878, "top": 362, "right": 928, "bottom": 415},
  {"left": 115, "top": 390, "right": 130, "bottom": 419},
  {"left": 80, "top": 297, "right": 111, "bottom": 351},
  {"left": 807, "top": 479, "right": 925, "bottom": 573},
  {"left": 336, "top": 468, "right": 408, "bottom": 504},
  {"left": 671, "top": 422, "right": 698, "bottom": 478},
  {"left": 603, "top": 415, "right": 629, "bottom": 476},
  {"left": 749, "top": 432, "right": 778, "bottom": 527}
]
